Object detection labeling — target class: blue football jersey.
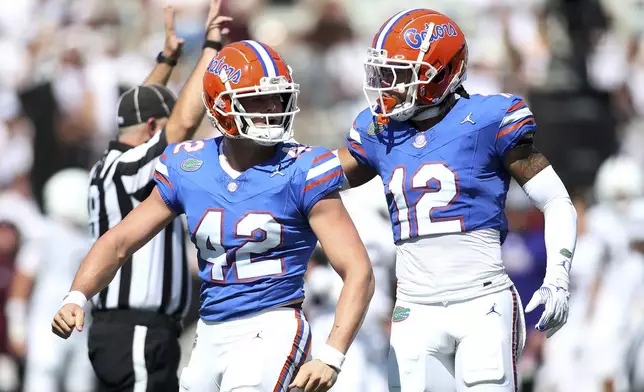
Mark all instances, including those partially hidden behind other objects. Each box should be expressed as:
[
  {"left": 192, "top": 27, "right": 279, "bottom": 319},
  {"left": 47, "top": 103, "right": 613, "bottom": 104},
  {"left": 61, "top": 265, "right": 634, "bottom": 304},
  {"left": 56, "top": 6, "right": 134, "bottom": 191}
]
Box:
[
  {"left": 347, "top": 93, "right": 536, "bottom": 244},
  {"left": 154, "top": 137, "right": 343, "bottom": 321}
]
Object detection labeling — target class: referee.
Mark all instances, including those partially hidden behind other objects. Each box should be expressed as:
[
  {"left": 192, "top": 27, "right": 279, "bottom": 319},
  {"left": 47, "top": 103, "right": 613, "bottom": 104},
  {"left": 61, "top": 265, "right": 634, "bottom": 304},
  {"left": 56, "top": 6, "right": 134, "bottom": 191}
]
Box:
[{"left": 49, "top": 3, "right": 230, "bottom": 391}]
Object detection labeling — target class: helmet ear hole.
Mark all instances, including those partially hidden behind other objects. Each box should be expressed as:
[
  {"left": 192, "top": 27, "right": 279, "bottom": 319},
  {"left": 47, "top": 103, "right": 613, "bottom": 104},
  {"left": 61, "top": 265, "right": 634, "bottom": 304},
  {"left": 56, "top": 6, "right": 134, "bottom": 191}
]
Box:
[{"left": 430, "top": 65, "right": 450, "bottom": 85}]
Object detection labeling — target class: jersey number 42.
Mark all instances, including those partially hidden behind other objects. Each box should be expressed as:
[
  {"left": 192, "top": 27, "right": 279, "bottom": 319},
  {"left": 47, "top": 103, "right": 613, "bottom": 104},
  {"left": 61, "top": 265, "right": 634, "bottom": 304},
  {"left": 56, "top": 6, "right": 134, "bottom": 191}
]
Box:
[{"left": 193, "top": 209, "right": 284, "bottom": 283}]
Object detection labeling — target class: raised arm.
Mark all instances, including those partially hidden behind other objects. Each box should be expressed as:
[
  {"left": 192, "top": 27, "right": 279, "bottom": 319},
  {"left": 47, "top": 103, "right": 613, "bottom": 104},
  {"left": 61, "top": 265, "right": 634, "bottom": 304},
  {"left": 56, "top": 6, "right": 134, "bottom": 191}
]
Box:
[
  {"left": 142, "top": 7, "right": 184, "bottom": 86},
  {"left": 164, "top": 0, "right": 233, "bottom": 144},
  {"left": 290, "top": 192, "right": 375, "bottom": 390},
  {"left": 51, "top": 189, "right": 175, "bottom": 339}
]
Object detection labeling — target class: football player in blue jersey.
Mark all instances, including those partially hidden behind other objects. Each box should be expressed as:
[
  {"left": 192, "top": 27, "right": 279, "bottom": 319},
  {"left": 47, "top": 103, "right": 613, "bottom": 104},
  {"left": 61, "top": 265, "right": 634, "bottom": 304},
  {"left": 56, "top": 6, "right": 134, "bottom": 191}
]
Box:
[
  {"left": 51, "top": 40, "right": 374, "bottom": 392},
  {"left": 334, "top": 9, "right": 578, "bottom": 392}
]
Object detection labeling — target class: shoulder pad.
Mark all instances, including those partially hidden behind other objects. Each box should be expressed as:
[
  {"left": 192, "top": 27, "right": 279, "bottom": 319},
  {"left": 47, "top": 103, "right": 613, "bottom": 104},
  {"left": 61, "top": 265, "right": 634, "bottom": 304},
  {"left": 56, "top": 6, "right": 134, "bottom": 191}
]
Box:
[
  {"left": 478, "top": 92, "right": 525, "bottom": 109},
  {"left": 469, "top": 93, "right": 528, "bottom": 124},
  {"left": 351, "top": 107, "right": 388, "bottom": 140},
  {"left": 163, "top": 139, "right": 211, "bottom": 165},
  {"left": 291, "top": 145, "right": 335, "bottom": 170},
  {"left": 280, "top": 142, "right": 314, "bottom": 160}
]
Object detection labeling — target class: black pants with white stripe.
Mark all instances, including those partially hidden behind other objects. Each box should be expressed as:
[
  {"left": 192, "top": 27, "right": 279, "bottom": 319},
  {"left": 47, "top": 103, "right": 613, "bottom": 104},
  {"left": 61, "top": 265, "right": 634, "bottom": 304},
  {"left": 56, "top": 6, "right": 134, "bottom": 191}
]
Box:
[{"left": 88, "top": 309, "right": 182, "bottom": 392}]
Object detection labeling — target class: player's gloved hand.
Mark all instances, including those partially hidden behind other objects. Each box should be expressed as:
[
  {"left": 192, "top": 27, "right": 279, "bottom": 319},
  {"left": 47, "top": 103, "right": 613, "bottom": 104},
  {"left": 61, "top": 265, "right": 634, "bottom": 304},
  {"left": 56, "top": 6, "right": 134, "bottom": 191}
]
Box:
[
  {"left": 525, "top": 282, "right": 570, "bottom": 338},
  {"left": 51, "top": 303, "right": 85, "bottom": 339},
  {"left": 289, "top": 359, "right": 338, "bottom": 392}
]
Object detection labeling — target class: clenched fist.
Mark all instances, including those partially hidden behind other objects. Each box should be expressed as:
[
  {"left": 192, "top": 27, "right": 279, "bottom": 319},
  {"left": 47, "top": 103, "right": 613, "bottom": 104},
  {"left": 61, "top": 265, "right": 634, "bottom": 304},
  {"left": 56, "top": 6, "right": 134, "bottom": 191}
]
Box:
[
  {"left": 51, "top": 304, "right": 85, "bottom": 339},
  {"left": 289, "top": 359, "right": 338, "bottom": 392}
]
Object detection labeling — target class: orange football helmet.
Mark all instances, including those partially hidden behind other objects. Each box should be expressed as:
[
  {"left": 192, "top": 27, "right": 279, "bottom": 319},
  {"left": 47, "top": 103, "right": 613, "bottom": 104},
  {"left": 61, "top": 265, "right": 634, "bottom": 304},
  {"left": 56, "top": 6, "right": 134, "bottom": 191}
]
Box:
[
  {"left": 363, "top": 9, "right": 468, "bottom": 123},
  {"left": 202, "top": 40, "right": 299, "bottom": 145}
]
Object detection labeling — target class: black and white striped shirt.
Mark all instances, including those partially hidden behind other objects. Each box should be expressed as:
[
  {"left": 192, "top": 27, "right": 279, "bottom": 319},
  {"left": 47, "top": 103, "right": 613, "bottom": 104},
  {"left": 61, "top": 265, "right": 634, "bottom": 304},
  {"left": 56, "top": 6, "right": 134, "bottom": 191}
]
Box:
[{"left": 88, "top": 129, "right": 191, "bottom": 317}]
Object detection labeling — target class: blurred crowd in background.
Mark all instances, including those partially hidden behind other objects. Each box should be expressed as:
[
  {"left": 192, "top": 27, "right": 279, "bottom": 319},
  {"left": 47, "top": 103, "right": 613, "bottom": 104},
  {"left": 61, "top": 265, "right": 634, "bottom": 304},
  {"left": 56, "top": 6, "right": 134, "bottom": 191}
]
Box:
[{"left": 2, "top": 0, "right": 644, "bottom": 391}]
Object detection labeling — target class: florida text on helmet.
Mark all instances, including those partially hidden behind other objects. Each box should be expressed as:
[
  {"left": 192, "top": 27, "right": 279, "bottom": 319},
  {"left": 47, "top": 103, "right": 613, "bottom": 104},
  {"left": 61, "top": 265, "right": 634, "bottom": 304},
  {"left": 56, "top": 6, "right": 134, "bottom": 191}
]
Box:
[
  {"left": 363, "top": 9, "right": 468, "bottom": 124},
  {"left": 202, "top": 40, "right": 300, "bottom": 146}
]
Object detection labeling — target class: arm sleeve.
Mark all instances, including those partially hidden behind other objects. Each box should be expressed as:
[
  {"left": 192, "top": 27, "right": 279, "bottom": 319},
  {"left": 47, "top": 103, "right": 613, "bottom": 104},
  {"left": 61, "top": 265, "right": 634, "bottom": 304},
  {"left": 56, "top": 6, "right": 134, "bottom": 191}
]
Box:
[
  {"left": 522, "top": 166, "right": 577, "bottom": 289},
  {"left": 295, "top": 147, "right": 345, "bottom": 216},
  {"left": 153, "top": 145, "right": 184, "bottom": 215},
  {"left": 495, "top": 96, "right": 537, "bottom": 158}
]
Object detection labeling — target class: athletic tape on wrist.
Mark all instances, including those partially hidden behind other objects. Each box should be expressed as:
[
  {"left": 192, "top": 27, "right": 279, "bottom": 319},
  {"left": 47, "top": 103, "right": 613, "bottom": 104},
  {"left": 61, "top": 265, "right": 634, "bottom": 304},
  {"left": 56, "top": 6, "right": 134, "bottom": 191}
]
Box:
[
  {"left": 61, "top": 291, "right": 88, "bottom": 309},
  {"left": 314, "top": 344, "right": 345, "bottom": 372}
]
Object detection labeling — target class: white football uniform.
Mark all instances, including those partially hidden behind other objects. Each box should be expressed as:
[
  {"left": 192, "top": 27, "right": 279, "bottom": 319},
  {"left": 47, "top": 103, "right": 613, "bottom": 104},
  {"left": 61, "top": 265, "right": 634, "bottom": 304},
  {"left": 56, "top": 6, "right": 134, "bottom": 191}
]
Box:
[
  {"left": 179, "top": 307, "right": 311, "bottom": 392},
  {"left": 346, "top": 93, "right": 551, "bottom": 391},
  {"left": 389, "top": 229, "right": 522, "bottom": 392},
  {"left": 22, "top": 219, "right": 95, "bottom": 392},
  {"left": 388, "top": 287, "right": 524, "bottom": 391},
  {"left": 395, "top": 228, "right": 513, "bottom": 304}
]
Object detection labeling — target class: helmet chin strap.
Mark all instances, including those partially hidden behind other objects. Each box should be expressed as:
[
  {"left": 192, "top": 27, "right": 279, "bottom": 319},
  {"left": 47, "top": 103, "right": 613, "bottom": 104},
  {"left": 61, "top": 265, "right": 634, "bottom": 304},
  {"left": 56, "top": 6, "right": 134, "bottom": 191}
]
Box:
[
  {"left": 410, "top": 105, "right": 443, "bottom": 121},
  {"left": 410, "top": 94, "right": 457, "bottom": 121}
]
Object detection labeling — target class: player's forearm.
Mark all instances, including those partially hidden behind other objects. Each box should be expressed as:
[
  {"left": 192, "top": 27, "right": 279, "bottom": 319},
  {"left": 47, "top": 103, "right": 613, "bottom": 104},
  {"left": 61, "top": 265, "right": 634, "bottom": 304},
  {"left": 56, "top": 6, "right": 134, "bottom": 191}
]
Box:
[
  {"left": 143, "top": 63, "right": 175, "bottom": 86},
  {"left": 69, "top": 233, "right": 129, "bottom": 299},
  {"left": 522, "top": 165, "right": 577, "bottom": 287},
  {"left": 334, "top": 148, "right": 376, "bottom": 189},
  {"left": 165, "top": 48, "right": 218, "bottom": 144},
  {"left": 325, "top": 267, "right": 375, "bottom": 354}
]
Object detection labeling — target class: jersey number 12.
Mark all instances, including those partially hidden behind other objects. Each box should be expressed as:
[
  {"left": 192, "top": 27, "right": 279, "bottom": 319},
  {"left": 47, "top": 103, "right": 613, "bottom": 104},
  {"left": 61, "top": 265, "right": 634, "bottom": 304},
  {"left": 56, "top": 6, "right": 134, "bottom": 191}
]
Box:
[{"left": 387, "top": 163, "right": 463, "bottom": 240}]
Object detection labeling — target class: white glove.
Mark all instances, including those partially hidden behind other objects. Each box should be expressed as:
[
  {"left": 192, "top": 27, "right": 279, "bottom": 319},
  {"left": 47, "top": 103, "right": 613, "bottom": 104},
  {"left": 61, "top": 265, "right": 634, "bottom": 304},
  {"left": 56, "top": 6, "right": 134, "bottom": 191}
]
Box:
[{"left": 525, "top": 282, "right": 570, "bottom": 338}]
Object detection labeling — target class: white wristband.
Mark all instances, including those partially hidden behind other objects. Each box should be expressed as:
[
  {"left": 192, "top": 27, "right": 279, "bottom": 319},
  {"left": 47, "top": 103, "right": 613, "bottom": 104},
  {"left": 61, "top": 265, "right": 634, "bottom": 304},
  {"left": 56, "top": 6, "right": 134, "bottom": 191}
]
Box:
[
  {"left": 5, "top": 298, "right": 27, "bottom": 343},
  {"left": 314, "top": 344, "right": 345, "bottom": 372},
  {"left": 61, "top": 291, "right": 88, "bottom": 309}
]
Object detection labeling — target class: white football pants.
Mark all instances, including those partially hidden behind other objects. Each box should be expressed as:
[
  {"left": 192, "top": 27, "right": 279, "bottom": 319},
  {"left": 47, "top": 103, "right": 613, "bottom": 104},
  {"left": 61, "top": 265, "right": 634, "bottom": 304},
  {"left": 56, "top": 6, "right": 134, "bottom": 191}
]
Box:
[
  {"left": 388, "top": 286, "right": 526, "bottom": 392},
  {"left": 180, "top": 306, "right": 311, "bottom": 392}
]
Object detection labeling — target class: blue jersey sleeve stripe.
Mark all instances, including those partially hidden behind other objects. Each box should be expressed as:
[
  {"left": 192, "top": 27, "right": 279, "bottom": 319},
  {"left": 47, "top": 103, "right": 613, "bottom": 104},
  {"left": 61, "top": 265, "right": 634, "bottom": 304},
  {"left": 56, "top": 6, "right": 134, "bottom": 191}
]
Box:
[
  {"left": 348, "top": 140, "right": 367, "bottom": 159},
  {"left": 348, "top": 127, "right": 362, "bottom": 143},
  {"left": 156, "top": 160, "right": 169, "bottom": 177},
  {"left": 500, "top": 107, "right": 533, "bottom": 128},
  {"left": 306, "top": 155, "right": 341, "bottom": 181},
  {"left": 311, "top": 151, "right": 334, "bottom": 165},
  {"left": 154, "top": 171, "right": 174, "bottom": 189},
  {"left": 496, "top": 118, "right": 536, "bottom": 140},
  {"left": 303, "top": 167, "right": 343, "bottom": 193},
  {"left": 506, "top": 99, "right": 527, "bottom": 113}
]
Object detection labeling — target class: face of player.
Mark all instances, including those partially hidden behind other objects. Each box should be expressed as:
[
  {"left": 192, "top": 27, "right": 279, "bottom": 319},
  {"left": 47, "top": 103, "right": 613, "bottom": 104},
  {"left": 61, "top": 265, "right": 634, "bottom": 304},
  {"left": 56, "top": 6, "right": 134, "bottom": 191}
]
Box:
[
  {"left": 369, "top": 65, "right": 414, "bottom": 104},
  {"left": 367, "top": 62, "right": 450, "bottom": 107},
  {"left": 238, "top": 94, "right": 285, "bottom": 126}
]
